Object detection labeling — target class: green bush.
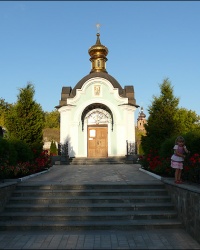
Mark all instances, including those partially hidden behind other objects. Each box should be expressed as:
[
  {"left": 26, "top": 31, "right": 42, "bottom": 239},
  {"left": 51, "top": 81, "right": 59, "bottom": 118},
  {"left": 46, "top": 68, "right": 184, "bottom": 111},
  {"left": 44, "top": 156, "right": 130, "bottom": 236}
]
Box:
[
  {"left": 30, "top": 142, "right": 44, "bottom": 160},
  {"left": 159, "top": 131, "right": 200, "bottom": 159},
  {"left": 0, "top": 150, "right": 51, "bottom": 179},
  {"left": 159, "top": 136, "right": 177, "bottom": 158},
  {"left": 140, "top": 131, "right": 200, "bottom": 184},
  {"left": 183, "top": 130, "right": 200, "bottom": 155},
  {"left": 10, "top": 139, "right": 34, "bottom": 163},
  {"left": 50, "top": 140, "right": 57, "bottom": 155},
  {"left": 0, "top": 137, "right": 17, "bottom": 166}
]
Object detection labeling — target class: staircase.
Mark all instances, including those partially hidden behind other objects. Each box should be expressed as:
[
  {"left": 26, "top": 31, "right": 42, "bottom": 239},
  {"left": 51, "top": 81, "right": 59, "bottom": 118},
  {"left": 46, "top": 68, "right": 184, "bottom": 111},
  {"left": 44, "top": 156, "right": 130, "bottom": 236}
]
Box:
[
  {"left": 0, "top": 183, "right": 183, "bottom": 231},
  {"left": 69, "top": 157, "right": 127, "bottom": 165}
]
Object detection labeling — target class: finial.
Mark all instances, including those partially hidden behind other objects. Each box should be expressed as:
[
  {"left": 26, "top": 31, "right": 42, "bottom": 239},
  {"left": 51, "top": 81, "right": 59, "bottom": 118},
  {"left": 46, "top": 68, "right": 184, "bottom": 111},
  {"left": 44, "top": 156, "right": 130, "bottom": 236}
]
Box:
[{"left": 96, "top": 23, "right": 101, "bottom": 33}]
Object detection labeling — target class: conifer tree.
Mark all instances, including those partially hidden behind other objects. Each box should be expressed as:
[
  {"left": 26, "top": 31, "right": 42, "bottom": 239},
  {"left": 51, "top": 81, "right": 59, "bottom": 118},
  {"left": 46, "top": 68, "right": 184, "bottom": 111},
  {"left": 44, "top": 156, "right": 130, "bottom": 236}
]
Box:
[
  {"left": 0, "top": 98, "right": 12, "bottom": 128},
  {"left": 50, "top": 140, "right": 57, "bottom": 155},
  {"left": 141, "top": 78, "right": 179, "bottom": 154},
  {"left": 5, "top": 83, "right": 45, "bottom": 150}
]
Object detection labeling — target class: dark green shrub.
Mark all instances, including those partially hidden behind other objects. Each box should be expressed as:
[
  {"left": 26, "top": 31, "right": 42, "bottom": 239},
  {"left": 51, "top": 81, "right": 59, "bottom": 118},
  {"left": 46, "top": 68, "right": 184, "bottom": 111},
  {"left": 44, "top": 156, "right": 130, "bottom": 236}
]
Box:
[
  {"left": 159, "top": 136, "right": 177, "bottom": 158},
  {"left": 142, "top": 130, "right": 200, "bottom": 183},
  {"left": 0, "top": 137, "right": 17, "bottom": 166},
  {"left": 30, "top": 142, "right": 44, "bottom": 160},
  {"left": 138, "top": 143, "right": 144, "bottom": 155},
  {"left": 50, "top": 140, "right": 57, "bottom": 155},
  {"left": 159, "top": 130, "right": 200, "bottom": 159},
  {"left": 10, "top": 139, "right": 33, "bottom": 163},
  {"left": 183, "top": 130, "right": 200, "bottom": 155}
]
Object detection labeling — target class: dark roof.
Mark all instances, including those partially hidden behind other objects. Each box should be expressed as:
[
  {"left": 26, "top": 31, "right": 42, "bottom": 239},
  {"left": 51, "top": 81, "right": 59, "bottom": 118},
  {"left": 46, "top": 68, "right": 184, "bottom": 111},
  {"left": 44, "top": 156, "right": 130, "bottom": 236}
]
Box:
[
  {"left": 57, "top": 72, "right": 139, "bottom": 108},
  {"left": 71, "top": 72, "right": 124, "bottom": 97}
]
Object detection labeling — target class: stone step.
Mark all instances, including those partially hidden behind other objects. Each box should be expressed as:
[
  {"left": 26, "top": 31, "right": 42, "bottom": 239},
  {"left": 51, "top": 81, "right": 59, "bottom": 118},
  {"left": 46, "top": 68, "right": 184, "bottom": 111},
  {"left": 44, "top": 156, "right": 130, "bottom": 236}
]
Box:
[
  {"left": 0, "top": 219, "right": 183, "bottom": 231},
  {"left": 69, "top": 157, "right": 127, "bottom": 165},
  {"left": 0, "top": 183, "right": 182, "bottom": 231},
  {"left": 16, "top": 183, "right": 166, "bottom": 190},
  {"left": 0, "top": 210, "right": 178, "bottom": 222},
  {"left": 12, "top": 189, "right": 168, "bottom": 197},
  {"left": 4, "top": 202, "right": 175, "bottom": 212},
  {"left": 8, "top": 195, "right": 172, "bottom": 204}
]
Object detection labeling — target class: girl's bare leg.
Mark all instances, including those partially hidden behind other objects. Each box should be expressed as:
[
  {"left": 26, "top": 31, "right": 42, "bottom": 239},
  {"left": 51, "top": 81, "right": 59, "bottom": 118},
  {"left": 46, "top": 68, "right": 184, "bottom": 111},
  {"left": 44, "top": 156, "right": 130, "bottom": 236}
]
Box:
[
  {"left": 175, "top": 169, "right": 179, "bottom": 181},
  {"left": 178, "top": 169, "right": 182, "bottom": 181}
]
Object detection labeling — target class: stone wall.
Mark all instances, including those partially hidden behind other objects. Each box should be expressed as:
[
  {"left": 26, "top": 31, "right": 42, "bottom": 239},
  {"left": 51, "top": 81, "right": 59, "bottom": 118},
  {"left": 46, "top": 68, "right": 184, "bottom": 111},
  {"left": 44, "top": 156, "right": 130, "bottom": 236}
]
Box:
[
  {"left": 0, "top": 182, "right": 17, "bottom": 212},
  {"left": 164, "top": 180, "right": 200, "bottom": 244}
]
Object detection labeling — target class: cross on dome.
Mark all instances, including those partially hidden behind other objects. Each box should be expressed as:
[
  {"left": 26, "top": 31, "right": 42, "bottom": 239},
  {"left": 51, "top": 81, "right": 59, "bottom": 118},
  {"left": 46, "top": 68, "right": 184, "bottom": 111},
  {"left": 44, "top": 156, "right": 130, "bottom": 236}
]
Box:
[{"left": 96, "top": 23, "right": 101, "bottom": 33}]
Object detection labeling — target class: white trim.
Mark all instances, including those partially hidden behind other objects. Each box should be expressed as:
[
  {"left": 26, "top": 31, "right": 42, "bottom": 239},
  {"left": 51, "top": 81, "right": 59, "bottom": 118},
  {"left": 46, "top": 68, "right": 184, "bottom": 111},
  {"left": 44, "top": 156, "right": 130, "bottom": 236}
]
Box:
[{"left": 67, "top": 77, "right": 128, "bottom": 105}]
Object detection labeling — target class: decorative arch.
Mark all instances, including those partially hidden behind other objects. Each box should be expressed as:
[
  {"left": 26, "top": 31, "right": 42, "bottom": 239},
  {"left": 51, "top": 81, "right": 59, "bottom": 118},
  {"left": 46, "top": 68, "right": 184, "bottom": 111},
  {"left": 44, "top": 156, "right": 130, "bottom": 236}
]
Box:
[{"left": 81, "top": 103, "right": 114, "bottom": 131}]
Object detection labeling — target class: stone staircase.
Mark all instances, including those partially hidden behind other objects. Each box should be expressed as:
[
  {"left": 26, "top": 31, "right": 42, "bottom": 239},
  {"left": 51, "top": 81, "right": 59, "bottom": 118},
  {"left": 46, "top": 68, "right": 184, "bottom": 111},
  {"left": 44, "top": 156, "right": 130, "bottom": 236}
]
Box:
[
  {"left": 69, "top": 157, "right": 127, "bottom": 165},
  {"left": 53, "top": 156, "right": 139, "bottom": 165},
  {"left": 0, "top": 183, "right": 183, "bottom": 231}
]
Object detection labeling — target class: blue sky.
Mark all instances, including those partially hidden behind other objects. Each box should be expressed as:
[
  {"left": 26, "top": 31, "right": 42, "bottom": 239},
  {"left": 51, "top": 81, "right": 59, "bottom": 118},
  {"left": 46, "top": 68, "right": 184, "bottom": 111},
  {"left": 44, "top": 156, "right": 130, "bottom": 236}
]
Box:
[{"left": 0, "top": 1, "right": 200, "bottom": 121}]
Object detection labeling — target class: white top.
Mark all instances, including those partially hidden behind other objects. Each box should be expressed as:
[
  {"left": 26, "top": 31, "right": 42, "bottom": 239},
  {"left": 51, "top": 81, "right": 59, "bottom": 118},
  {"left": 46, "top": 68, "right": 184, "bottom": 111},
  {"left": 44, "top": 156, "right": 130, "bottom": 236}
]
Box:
[{"left": 171, "top": 145, "right": 188, "bottom": 162}]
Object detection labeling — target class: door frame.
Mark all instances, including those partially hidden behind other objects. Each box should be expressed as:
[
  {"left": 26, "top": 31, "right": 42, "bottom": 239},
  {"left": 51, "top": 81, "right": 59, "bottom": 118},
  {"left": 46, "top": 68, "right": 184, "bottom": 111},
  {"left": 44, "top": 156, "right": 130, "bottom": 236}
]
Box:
[{"left": 87, "top": 124, "right": 108, "bottom": 158}]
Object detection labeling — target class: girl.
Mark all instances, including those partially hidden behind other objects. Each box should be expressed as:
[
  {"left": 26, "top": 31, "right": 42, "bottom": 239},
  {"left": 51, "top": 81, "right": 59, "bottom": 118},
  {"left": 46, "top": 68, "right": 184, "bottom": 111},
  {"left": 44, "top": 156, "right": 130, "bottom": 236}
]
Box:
[{"left": 171, "top": 136, "right": 189, "bottom": 184}]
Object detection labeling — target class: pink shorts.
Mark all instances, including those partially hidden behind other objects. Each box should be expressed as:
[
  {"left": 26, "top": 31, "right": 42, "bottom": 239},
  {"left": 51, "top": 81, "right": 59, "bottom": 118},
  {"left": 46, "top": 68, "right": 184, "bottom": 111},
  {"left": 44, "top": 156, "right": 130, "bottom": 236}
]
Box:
[{"left": 171, "top": 160, "right": 183, "bottom": 170}]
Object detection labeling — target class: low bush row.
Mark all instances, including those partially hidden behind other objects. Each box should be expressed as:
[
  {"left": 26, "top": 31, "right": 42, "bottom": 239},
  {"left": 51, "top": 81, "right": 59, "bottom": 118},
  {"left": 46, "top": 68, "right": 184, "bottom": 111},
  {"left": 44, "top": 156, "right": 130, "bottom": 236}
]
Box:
[{"left": 0, "top": 138, "right": 51, "bottom": 179}]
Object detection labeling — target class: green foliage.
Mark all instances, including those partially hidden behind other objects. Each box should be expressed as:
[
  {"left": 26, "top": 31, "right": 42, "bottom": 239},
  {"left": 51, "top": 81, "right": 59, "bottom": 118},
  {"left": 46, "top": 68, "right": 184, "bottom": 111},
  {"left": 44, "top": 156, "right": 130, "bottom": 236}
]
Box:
[
  {"left": 138, "top": 143, "right": 144, "bottom": 155},
  {"left": 182, "top": 153, "right": 200, "bottom": 183},
  {"left": 0, "top": 98, "right": 12, "bottom": 128},
  {"left": 0, "top": 137, "right": 17, "bottom": 166},
  {"left": 159, "top": 136, "right": 177, "bottom": 158},
  {"left": 159, "top": 130, "right": 200, "bottom": 158},
  {"left": 0, "top": 126, "right": 3, "bottom": 137},
  {"left": 31, "top": 142, "right": 44, "bottom": 159},
  {"left": 135, "top": 127, "right": 145, "bottom": 155},
  {"left": 141, "top": 78, "right": 200, "bottom": 155},
  {"left": 141, "top": 78, "right": 180, "bottom": 154},
  {"left": 175, "top": 108, "right": 200, "bottom": 134},
  {"left": 9, "top": 139, "right": 34, "bottom": 163},
  {"left": 183, "top": 130, "right": 200, "bottom": 155},
  {"left": 138, "top": 149, "right": 174, "bottom": 177},
  {"left": 5, "top": 83, "right": 45, "bottom": 150},
  {"left": 0, "top": 138, "right": 35, "bottom": 166},
  {"left": 44, "top": 110, "right": 60, "bottom": 128},
  {"left": 0, "top": 150, "right": 51, "bottom": 179},
  {"left": 50, "top": 140, "right": 57, "bottom": 155},
  {"left": 140, "top": 131, "right": 200, "bottom": 183}
]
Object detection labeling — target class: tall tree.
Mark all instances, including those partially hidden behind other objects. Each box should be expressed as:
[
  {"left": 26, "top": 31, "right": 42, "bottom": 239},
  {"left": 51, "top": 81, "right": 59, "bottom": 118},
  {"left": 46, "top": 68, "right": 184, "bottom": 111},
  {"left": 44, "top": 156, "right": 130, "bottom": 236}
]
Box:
[
  {"left": 141, "top": 78, "right": 180, "bottom": 154},
  {"left": 5, "top": 83, "right": 45, "bottom": 150},
  {"left": 175, "top": 108, "right": 200, "bottom": 133},
  {"left": 44, "top": 110, "right": 60, "bottom": 128},
  {"left": 0, "top": 98, "right": 12, "bottom": 128}
]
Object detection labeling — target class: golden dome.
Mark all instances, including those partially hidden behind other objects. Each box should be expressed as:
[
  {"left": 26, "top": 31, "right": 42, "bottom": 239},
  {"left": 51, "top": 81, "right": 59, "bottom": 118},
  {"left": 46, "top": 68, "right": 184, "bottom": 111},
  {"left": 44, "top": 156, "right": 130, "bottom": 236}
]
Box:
[{"left": 88, "top": 33, "right": 109, "bottom": 73}]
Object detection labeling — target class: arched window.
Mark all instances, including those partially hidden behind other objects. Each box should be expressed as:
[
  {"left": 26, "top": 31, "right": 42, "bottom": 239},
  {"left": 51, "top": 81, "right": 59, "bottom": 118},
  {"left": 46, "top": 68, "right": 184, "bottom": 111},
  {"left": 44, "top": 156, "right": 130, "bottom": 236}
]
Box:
[
  {"left": 81, "top": 103, "right": 114, "bottom": 131},
  {"left": 86, "top": 108, "right": 112, "bottom": 125}
]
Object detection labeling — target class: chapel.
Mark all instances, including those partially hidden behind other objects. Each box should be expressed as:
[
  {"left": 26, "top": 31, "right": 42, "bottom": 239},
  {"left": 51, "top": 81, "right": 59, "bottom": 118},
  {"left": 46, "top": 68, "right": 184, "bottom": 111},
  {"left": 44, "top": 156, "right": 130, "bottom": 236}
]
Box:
[{"left": 56, "top": 31, "right": 139, "bottom": 158}]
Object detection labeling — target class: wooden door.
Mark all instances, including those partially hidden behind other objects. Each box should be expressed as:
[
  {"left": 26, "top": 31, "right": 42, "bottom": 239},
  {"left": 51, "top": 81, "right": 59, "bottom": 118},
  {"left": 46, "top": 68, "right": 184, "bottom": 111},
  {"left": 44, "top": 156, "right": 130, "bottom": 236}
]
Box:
[{"left": 88, "top": 126, "right": 108, "bottom": 158}]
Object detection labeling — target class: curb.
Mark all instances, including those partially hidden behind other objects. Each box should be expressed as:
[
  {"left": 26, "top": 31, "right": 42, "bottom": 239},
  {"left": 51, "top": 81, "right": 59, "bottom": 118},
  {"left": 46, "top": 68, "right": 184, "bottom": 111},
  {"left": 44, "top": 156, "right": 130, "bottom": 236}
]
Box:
[
  {"left": 3, "top": 168, "right": 50, "bottom": 183},
  {"left": 139, "top": 167, "right": 162, "bottom": 180}
]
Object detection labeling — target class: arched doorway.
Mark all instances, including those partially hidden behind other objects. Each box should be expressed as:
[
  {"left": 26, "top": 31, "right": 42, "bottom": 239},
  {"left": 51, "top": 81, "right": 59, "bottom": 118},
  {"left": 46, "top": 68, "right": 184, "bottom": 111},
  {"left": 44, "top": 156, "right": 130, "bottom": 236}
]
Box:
[{"left": 81, "top": 103, "right": 113, "bottom": 158}]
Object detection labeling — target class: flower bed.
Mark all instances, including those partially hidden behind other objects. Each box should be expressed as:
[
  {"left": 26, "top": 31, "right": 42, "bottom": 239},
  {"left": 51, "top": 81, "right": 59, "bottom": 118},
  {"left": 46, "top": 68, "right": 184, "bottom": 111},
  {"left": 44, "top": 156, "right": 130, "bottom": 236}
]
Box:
[
  {"left": 0, "top": 150, "right": 52, "bottom": 179},
  {"left": 138, "top": 150, "right": 200, "bottom": 184}
]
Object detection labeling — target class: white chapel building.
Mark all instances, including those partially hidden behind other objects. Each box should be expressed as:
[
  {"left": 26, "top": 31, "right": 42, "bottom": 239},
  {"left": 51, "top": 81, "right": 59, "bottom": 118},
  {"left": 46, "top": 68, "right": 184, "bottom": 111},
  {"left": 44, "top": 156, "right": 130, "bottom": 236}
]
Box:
[{"left": 57, "top": 32, "right": 139, "bottom": 159}]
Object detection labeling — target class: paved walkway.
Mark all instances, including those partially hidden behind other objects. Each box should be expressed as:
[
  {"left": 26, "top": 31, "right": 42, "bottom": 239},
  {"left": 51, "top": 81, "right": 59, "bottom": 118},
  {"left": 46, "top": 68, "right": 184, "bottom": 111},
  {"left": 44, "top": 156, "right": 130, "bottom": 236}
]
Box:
[{"left": 0, "top": 164, "right": 200, "bottom": 249}]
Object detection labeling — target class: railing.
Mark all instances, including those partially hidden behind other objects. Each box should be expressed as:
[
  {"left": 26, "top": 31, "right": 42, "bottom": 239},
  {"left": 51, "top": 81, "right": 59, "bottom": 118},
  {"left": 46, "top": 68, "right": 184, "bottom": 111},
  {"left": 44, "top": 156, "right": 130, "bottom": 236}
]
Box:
[
  {"left": 126, "top": 140, "right": 137, "bottom": 155},
  {"left": 58, "top": 142, "right": 69, "bottom": 158}
]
